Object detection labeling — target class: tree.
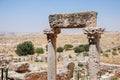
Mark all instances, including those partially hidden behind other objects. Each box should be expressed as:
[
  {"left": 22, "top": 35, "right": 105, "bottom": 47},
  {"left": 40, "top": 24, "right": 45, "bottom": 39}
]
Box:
[
  {"left": 15, "top": 41, "right": 34, "bottom": 56},
  {"left": 57, "top": 47, "right": 64, "bottom": 53},
  {"left": 35, "top": 47, "right": 44, "bottom": 54},
  {"left": 64, "top": 44, "right": 73, "bottom": 51}
]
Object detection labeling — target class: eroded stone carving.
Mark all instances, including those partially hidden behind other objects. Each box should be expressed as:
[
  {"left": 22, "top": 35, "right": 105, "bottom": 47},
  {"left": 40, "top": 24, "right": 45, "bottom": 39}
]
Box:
[
  {"left": 44, "top": 11, "right": 100, "bottom": 80},
  {"left": 49, "top": 11, "right": 97, "bottom": 28}
]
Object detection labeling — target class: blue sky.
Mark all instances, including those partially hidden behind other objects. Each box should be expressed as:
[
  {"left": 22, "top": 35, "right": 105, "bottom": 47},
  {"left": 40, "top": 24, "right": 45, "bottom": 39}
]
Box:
[{"left": 0, "top": 0, "right": 120, "bottom": 33}]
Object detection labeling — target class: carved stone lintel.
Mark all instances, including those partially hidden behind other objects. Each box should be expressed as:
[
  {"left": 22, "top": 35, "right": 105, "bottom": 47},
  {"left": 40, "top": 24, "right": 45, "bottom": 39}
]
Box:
[{"left": 49, "top": 11, "right": 97, "bottom": 28}]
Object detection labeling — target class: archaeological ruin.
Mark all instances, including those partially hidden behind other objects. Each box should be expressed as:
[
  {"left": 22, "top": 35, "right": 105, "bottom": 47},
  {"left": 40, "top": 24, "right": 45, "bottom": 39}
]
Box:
[
  {"left": 44, "top": 11, "right": 104, "bottom": 80},
  {"left": 1, "top": 11, "right": 120, "bottom": 80}
]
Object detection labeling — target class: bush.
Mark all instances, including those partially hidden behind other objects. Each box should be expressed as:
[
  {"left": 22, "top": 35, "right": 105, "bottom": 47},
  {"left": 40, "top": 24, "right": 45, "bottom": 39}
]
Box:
[
  {"left": 84, "top": 44, "right": 89, "bottom": 52},
  {"left": 78, "top": 62, "right": 83, "bottom": 67},
  {"left": 64, "top": 44, "right": 73, "bottom": 51},
  {"left": 118, "top": 47, "right": 120, "bottom": 50},
  {"left": 69, "top": 54, "right": 72, "bottom": 58},
  {"left": 57, "top": 47, "right": 64, "bottom": 53},
  {"left": 74, "top": 46, "right": 85, "bottom": 53},
  {"left": 112, "top": 77, "right": 119, "bottom": 80},
  {"left": 104, "top": 53, "right": 109, "bottom": 57},
  {"left": 113, "top": 48, "right": 117, "bottom": 51},
  {"left": 112, "top": 52, "right": 118, "bottom": 55},
  {"left": 35, "top": 48, "right": 44, "bottom": 54},
  {"left": 74, "top": 47, "right": 81, "bottom": 53},
  {"left": 105, "top": 49, "right": 111, "bottom": 52},
  {"left": 83, "top": 52, "right": 89, "bottom": 56},
  {"left": 15, "top": 41, "right": 34, "bottom": 56},
  {"left": 79, "top": 44, "right": 89, "bottom": 52},
  {"left": 34, "top": 59, "right": 43, "bottom": 62}
]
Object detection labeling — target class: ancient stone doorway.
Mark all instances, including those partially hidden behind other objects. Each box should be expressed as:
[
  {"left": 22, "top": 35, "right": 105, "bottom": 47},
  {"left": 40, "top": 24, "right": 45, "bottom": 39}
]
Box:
[{"left": 44, "top": 11, "right": 104, "bottom": 80}]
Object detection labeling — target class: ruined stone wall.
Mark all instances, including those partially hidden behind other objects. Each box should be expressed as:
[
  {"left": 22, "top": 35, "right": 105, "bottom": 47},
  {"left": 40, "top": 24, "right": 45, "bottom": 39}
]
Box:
[{"left": 49, "top": 11, "right": 97, "bottom": 28}]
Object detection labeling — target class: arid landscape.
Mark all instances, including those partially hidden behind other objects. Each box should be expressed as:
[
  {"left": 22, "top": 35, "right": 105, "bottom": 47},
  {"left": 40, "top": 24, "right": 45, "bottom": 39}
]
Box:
[
  {"left": 0, "top": 32, "right": 120, "bottom": 57},
  {"left": 0, "top": 0, "right": 120, "bottom": 80},
  {"left": 0, "top": 31, "right": 120, "bottom": 80}
]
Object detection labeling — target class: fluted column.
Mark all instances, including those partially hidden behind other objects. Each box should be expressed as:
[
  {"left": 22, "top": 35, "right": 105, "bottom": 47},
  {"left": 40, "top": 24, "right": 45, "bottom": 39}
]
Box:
[
  {"left": 44, "top": 28, "right": 60, "bottom": 80},
  {"left": 84, "top": 27, "right": 104, "bottom": 80}
]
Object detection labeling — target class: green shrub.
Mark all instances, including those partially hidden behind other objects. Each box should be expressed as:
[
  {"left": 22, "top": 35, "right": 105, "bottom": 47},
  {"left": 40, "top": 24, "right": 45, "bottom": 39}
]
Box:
[
  {"left": 105, "top": 49, "right": 111, "bottom": 52},
  {"left": 64, "top": 44, "right": 73, "bottom": 51},
  {"left": 13, "top": 60, "right": 18, "bottom": 63},
  {"left": 83, "top": 52, "right": 89, "bottom": 56},
  {"left": 34, "top": 59, "right": 40, "bottom": 62},
  {"left": 118, "top": 47, "right": 120, "bottom": 50},
  {"left": 84, "top": 44, "right": 89, "bottom": 52},
  {"left": 113, "top": 48, "right": 117, "bottom": 51},
  {"left": 112, "top": 52, "right": 118, "bottom": 55},
  {"left": 78, "top": 62, "right": 83, "bottom": 67},
  {"left": 104, "top": 53, "right": 109, "bottom": 57},
  {"left": 69, "top": 54, "right": 72, "bottom": 58},
  {"left": 57, "top": 47, "right": 64, "bottom": 53},
  {"left": 78, "top": 45, "right": 85, "bottom": 52},
  {"left": 112, "top": 77, "right": 119, "bottom": 80},
  {"left": 15, "top": 41, "right": 34, "bottom": 56},
  {"left": 74, "top": 46, "right": 84, "bottom": 53},
  {"left": 35, "top": 47, "right": 44, "bottom": 54},
  {"left": 79, "top": 44, "right": 89, "bottom": 52}
]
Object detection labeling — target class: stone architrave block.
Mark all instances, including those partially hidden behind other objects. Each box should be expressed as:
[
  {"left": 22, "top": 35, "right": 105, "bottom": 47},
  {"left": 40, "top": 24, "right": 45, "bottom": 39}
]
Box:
[{"left": 49, "top": 11, "right": 97, "bottom": 28}]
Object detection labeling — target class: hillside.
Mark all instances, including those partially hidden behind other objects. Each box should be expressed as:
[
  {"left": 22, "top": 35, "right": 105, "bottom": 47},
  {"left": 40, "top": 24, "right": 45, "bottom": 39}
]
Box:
[{"left": 0, "top": 32, "right": 120, "bottom": 56}]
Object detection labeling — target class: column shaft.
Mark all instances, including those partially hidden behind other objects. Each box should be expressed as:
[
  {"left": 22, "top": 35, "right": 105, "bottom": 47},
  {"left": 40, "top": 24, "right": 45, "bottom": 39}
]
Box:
[
  {"left": 84, "top": 27, "right": 104, "bottom": 80},
  {"left": 48, "top": 39, "right": 56, "bottom": 80}
]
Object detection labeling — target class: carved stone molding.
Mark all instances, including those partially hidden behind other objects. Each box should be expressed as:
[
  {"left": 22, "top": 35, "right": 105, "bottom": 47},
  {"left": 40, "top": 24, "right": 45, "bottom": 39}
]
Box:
[{"left": 84, "top": 27, "right": 104, "bottom": 44}]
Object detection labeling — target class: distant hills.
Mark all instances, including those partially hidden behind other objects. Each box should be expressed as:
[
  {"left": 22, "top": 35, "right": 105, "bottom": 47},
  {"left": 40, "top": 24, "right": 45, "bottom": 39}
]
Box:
[{"left": 0, "top": 32, "right": 120, "bottom": 55}]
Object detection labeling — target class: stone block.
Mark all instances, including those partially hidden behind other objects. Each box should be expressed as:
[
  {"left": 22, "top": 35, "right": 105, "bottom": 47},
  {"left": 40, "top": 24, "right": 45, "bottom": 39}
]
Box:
[
  {"left": 8, "top": 62, "right": 29, "bottom": 73},
  {"left": 49, "top": 11, "right": 97, "bottom": 28}
]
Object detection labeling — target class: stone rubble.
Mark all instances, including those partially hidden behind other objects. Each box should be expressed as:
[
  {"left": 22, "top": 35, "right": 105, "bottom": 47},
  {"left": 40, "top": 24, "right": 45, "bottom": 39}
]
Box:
[{"left": 8, "top": 62, "right": 29, "bottom": 73}]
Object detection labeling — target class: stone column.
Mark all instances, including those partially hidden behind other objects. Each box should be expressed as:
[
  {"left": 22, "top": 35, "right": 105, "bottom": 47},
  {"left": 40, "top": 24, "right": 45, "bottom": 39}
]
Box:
[
  {"left": 84, "top": 27, "right": 104, "bottom": 80},
  {"left": 44, "top": 28, "right": 60, "bottom": 80}
]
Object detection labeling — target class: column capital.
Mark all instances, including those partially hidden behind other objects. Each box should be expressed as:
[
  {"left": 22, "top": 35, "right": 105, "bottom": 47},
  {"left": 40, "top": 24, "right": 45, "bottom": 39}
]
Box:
[
  {"left": 44, "top": 29, "right": 53, "bottom": 41},
  {"left": 44, "top": 28, "right": 61, "bottom": 34},
  {"left": 44, "top": 28, "right": 60, "bottom": 42},
  {"left": 84, "top": 27, "right": 104, "bottom": 44}
]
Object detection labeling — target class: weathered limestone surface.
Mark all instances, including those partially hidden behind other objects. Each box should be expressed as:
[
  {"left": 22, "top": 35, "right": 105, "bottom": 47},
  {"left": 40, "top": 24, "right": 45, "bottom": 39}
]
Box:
[
  {"left": 8, "top": 71, "right": 25, "bottom": 80},
  {"left": 25, "top": 71, "right": 70, "bottom": 80},
  {"left": 44, "top": 29, "right": 58, "bottom": 80},
  {"left": 49, "top": 11, "right": 97, "bottom": 28},
  {"left": 84, "top": 27, "right": 104, "bottom": 80},
  {"left": 8, "top": 62, "right": 29, "bottom": 73}
]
